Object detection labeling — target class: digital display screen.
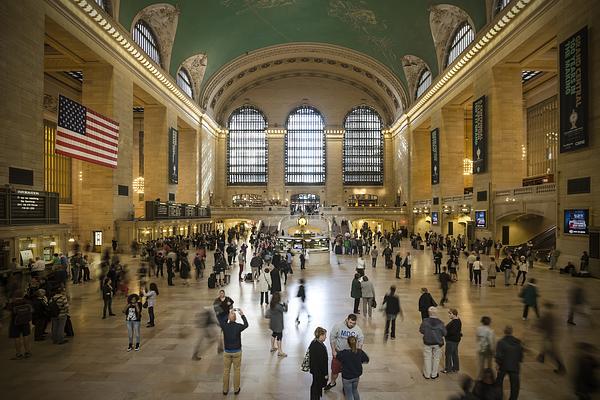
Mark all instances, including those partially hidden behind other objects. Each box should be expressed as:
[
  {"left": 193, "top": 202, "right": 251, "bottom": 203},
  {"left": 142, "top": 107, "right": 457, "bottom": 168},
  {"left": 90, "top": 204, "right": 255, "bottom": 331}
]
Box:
[
  {"left": 431, "top": 212, "right": 439, "bottom": 225},
  {"left": 564, "top": 209, "right": 589, "bottom": 235},
  {"left": 475, "top": 210, "right": 487, "bottom": 228}
]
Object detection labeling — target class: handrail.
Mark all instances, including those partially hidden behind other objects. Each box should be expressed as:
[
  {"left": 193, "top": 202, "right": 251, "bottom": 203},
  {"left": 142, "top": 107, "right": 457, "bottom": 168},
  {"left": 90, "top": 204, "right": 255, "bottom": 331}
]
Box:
[{"left": 494, "top": 183, "right": 556, "bottom": 199}]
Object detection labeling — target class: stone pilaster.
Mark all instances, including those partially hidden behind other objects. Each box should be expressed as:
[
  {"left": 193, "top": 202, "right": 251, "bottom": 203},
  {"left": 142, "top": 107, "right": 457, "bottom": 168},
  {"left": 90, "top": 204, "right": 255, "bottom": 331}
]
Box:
[
  {"left": 143, "top": 105, "right": 177, "bottom": 202},
  {"left": 176, "top": 127, "right": 198, "bottom": 204},
  {"left": 0, "top": 0, "right": 45, "bottom": 189}
]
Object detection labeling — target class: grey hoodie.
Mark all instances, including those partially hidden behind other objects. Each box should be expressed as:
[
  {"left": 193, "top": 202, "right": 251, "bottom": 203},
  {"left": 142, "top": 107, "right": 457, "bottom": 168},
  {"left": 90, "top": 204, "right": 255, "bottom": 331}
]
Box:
[
  {"left": 331, "top": 321, "right": 365, "bottom": 352},
  {"left": 419, "top": 317, "right": 447, "bottom": 346}
]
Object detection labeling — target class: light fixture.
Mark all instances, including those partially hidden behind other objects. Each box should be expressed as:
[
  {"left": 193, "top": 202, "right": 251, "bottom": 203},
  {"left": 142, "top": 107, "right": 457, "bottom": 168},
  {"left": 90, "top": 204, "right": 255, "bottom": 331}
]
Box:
[
  {"left": 49, "top": 241, "right": 57, "bottom": 246},
  {"left": 68, "top": 237, "right": 75, "bottom": 243},
  {"left": 133, "top": 177, "right": 145, "bottom": 194}
]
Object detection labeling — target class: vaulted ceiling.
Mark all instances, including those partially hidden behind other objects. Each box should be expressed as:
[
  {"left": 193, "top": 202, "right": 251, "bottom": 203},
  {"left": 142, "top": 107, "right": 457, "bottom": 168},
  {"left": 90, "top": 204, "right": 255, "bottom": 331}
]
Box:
[{"left": 119, "top": 0, "right": 487, "bottom": 87}]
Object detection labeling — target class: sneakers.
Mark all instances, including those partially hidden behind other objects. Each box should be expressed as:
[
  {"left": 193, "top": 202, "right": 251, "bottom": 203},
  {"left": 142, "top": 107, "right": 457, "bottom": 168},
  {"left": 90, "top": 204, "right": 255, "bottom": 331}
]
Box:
[
  {"left": 135, "top": 343, "right": 140, "bottom": 351},
  {"left": 234, "top": 388, "right": 241, "bottom": 395},
  {"left": 324, "top": 383, "right": 336, "bottom": 391},
  {"left": 127, "top": 344, "right": 133, "bottom": 352}
]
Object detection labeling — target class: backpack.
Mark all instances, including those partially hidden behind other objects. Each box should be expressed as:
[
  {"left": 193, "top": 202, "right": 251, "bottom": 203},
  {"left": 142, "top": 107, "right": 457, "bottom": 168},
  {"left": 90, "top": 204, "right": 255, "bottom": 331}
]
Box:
[
  {"left": 48, "top": 298, "right": 61, "bottom": 318},
  {"left": 13, "top": 303, "right": 33, "bottom": 325}
]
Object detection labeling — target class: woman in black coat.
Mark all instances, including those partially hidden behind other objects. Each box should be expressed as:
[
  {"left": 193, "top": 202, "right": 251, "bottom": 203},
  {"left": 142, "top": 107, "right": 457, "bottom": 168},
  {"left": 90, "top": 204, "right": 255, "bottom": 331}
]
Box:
[
  {"left": 382, "top": 286, "right": 403, "bottom": 339},
  {"left": 270, "top": 265, "right": 282, "bottom": 294},
  {"left": 309, "top": 327, "right": 329, "bottom": 400},
  {"left": 418, "top": 288, "right": 437, "bottom": 320}
]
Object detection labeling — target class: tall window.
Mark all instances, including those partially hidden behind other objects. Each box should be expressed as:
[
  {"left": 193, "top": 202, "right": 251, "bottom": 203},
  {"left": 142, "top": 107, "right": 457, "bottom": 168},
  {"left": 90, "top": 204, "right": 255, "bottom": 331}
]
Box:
[
  {"left": 446, "top": 22, "right": 475, "bottom": 67},
  {"left": 416, "top": 68, "right": 432, "bottom": 99},
  {"left": 133, "top": 20, "right": 161, "bottom": 66},
  {"left": 44, "top": 120, "right": 72, "bottom": 203},
  {"left": 494, "top": 0, "right": 512, "bottom": 15},
  {"left": 227, "top": 106, "right": 268, "bottom": 185},
  {"left": 94, "top": 0, "right": 112, "bottom": 15},
  {"left": 343, "top": 106, "right": 384, "bottom": 185},
  {"left": 285, "top": 106, "right": 326, "bottom": 185},
  {"left": 177, "top": 68, "right": 193, "bottom": 98},
  {"left": 527, "top": 96, "right": 558, "bottom": 177}
]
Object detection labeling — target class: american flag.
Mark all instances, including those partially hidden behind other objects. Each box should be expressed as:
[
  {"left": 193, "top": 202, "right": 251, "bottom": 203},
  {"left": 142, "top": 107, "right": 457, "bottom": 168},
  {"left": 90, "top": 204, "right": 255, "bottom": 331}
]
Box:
[{"left": 56, "top": 95, "right": 119, "bottom": 168}]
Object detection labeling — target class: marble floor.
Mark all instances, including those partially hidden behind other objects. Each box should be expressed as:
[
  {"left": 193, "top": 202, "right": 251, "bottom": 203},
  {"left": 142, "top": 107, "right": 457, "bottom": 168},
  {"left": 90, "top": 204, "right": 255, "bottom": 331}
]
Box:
[{"left": 1, "top": 241, "right": 598, "bottom": 400}]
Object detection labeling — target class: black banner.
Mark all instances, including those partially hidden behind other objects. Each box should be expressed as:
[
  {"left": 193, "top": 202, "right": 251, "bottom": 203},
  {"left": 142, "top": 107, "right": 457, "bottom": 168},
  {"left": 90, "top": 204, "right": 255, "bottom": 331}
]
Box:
[
  {"left": 431, "top": 128, "right": 440, "bottom": 185},
  {"left": 559, "top": 27, "right": 588, "bottom": 153},
  {"left": 168, "top": 127, "right": 179, "bottom": 184},
  {"left": 472, "top": 95, "right": 486, "bottom": 173}
]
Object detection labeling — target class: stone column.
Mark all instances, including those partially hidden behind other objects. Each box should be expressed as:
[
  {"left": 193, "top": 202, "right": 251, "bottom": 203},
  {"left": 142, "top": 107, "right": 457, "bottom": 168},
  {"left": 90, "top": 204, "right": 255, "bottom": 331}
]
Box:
[
  {"left": 176, "top": 127, "right": 198, "bottom": 204},
  {"left": 199, "top": 120, "right": 217, "bottom": 206},
  {"left": 410, "top": 126, "right": 432, "bottom": 202},
  {"left": 143, "top": 104, "right": 177, "bottom": 202},
  {"left": 267, "top": 132, "right": 285, "bottom": 203},
  {"left": 0, "top": 0, "right": 45, "bottom": 189},
  {"left": 75, "top": 64, "right": 133, "bottom": 247},
  {"left": 326, "top": 133, "right": 343, "bottom": 206}
]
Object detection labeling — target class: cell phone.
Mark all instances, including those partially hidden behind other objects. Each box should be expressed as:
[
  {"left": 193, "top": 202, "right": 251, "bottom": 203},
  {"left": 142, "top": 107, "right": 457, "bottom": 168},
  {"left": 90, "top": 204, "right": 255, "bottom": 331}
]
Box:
[{"left": 233, "top": 308, "right": 240, "bottom": 311}]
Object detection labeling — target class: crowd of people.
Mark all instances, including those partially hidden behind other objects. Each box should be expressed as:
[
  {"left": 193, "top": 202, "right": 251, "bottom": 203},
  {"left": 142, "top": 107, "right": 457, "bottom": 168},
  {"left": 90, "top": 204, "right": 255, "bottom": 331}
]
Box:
[{"left": 1, "top": 225, "right": 598, "bottom": 400}]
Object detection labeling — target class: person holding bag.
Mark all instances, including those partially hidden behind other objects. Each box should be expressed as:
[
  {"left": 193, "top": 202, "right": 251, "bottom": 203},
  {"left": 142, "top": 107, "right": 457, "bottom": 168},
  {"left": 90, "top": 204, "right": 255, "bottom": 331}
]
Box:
[
  {"left": 142, "top": 282, "right": 159, "bottom": 327},
  {"left": 308, "top": 327, "right": 329, "bottom": 400},
  {"left": 360, "top": 276, "right": 375, "bottom": 318}
]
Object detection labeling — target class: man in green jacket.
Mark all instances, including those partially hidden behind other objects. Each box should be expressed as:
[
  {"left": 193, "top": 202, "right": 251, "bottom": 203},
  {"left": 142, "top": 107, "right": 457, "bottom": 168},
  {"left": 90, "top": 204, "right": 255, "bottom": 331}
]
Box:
[{"left": 520, "top": 278, "right": 539, "bottom": 320}]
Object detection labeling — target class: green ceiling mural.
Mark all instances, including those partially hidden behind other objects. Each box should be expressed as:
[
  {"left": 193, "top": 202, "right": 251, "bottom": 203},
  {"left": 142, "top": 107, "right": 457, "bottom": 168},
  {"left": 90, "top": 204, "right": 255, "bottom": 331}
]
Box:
[{"left": 119, "top": 0, "right": 486, "bottom": 86}]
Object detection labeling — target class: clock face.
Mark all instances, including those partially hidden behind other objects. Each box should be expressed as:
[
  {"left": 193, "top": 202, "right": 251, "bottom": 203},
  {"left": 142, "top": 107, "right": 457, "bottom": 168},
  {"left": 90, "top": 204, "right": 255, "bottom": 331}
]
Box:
[{"left": 298, "top": 217, "right": 307, "bottom": 226}]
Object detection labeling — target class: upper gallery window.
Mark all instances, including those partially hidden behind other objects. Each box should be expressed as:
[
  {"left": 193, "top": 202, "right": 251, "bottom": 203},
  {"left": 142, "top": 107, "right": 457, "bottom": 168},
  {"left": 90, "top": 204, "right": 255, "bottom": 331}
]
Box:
[
  {"left": 133, "top": 20, "right": 161, "bottom": 66},
  {"left": 415, "top": 68, "right": 432, "bottom": 99},
  {"left": 343, "top": 106, "right": 384, "bottom": 185},
  {"left": 446, "top": 22, "right": 475, "bottom": 67},
  {"left": 227, "top": 106, "right": 268, "bottom": 185},
  {"left": 94, "top": 0, "right": 112, "bottom": 15},
  {"left": 285, "top": 106, "right": 326, "bottom": 185},
  {"left": 494, "top": 0, "right": 512, "bottom": 15},
  {"left": 177, "top": 68, "right": 194, "bottom": 98}
]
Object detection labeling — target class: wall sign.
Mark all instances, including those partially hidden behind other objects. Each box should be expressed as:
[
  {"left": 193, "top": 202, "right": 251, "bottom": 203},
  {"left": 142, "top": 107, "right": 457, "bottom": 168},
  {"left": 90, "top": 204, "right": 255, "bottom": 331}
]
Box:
[
  {"left": 168, "top": 127, "right": 179, "bottom": 184},
  {"left": 431, "top": 211, "right": 439, "bottom": 225},
  {"left": 472, "top": 95, "right": 487, "bottom": 173},
  {"left": 475, "top": 210, "right": 487, "bottom": 228},
  {"left": 564, "top": 209, "right": 589, "bottom": 235},
  {"left": 431, "top": 128, "right": 440, "bottom": 185},
  {"left": 93, "top": 231, "right": 103, "bottom": 246},
  {"left": 559, "top": 27, "right": 588, "bottom": 153}
]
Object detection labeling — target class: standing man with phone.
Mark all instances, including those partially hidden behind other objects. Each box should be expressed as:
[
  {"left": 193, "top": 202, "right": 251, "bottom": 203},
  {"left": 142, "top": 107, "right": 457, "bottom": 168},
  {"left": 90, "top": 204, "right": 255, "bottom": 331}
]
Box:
[{"left": 220, "top": 308, "right": 249, "bottom": 395}]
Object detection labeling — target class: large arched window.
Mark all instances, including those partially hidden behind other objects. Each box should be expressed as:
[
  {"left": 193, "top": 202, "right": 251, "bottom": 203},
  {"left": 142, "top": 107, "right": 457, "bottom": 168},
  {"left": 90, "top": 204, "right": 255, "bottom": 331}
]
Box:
[
  {"left": 446, "top": 22, "right": 475, "bottom": 67},
  {"left": 415, "top": 68, "right": 432, "bottom": 99},
  {"left": 494, "top": 0, "right": 512, "bottom": 15},
  {"left": 227, "top": 106, "right": 268, "bottom": 185},
  {"left": 343, "top": 106, "right": 384, "bottom": 185},
  {"left": 176, "top": 68, "right": 193, "bottom": 98},
  {"left": 133, "top": 20, "right": 161, "bottom": 66},
  {"left": 285, "top": 106, "right": 326, "bottom": 185}
]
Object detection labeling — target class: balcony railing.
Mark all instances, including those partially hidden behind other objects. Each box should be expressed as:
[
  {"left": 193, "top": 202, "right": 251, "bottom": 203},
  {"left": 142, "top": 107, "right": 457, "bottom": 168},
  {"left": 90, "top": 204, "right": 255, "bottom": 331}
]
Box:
[{"left": 494, "top": 183, "right": 556, "bottom": 199}]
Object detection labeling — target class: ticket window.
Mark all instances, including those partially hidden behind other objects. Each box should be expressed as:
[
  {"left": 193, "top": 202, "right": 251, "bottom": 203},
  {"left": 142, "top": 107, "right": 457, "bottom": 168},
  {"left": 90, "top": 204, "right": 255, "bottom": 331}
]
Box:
[{"left": 93, "top": 231, "right": 103, "bottom": 253}]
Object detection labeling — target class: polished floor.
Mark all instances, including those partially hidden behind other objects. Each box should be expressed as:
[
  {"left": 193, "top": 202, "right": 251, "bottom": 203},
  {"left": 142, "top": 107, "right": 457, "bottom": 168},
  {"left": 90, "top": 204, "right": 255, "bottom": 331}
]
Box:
[{"left": 1, "top": 241, "right": 598, "bottom": 400}]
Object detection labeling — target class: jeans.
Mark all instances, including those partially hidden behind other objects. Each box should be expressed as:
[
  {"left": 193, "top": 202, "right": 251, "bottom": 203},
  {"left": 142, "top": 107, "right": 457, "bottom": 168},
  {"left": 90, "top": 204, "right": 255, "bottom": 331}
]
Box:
[
  {"left": 83, "top": 267, "right": 90, "bottom": 281},
  {"left": 362, "top": 297, "right": 373, "bottom": 317},
  {"left": 353, "top": 298, "right": 360, "bottom": 313},
  {"left": 504, "top": 268, "right": 512, "bottom": 285},
  {"left": 516, "top": 271, "right": 527, "bottom": 285},
  {"left": 103, "top": 297, "right": 113, "bottom": 317},
  {"left": 260, "top": 291, "right": 269, "bottom": 305},
  {"left": 51, "top": 315, "right": 67, "bottom": 343},
  {"left": 371, "top": 258, "right": 377, "bottom": 268},
  {"left": 423, "top": 344, "right": 442, "bottom": 378},
  {"left": 497, "top": 369, "right": 520, "bottom": 400},
  {"left": 468, "top": 264, "right": 473, "bottom": 282},
  {"left": 405, "top": 265, "right": 411, "bottom": 278},
  {"left": 72, "top": 267, "right": 80, "bottom": 283},
  {"left": 148, "top": 306, "right": 155, "bottom": 325},
  {"left": 127, "top": 320, "right": 141, "bottom": 345},
  {"left": 223, "top": 351, "right": 242, "bottom": 392},
  {"left": 385, "top": 314, "right": 396, "bottom": 337},
  {"left": 445, "top": 340, "right": 460, "bottom": 371},
  {"left": 440, "top": 287, "right": 448, "bottom": 306},
  {"left": 310, "top": 373, "right": 326, "bottom": 400},
  {"left": 156, "top": 264, "right": 164, "bottom": 277},
  {"left": 474, "top": 270, "right": 482, "bottom": 285},
  {"left": 342, "top": 377, "right": 360, "bottom": 400},
  {"left": 523, "top": 304, "right": 539, "bottom": 319},
  {"left": 478, "top": 352, "right": 493, "bottom": 378}
]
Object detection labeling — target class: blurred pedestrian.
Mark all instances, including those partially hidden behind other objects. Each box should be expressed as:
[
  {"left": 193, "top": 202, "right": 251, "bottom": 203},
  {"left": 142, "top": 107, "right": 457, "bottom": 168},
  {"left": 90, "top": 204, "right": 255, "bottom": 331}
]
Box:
[
  {"left": 495, "top": 325, "right": 523, "bottom": 400},
  {"left": 536, "top": 302, "right": 566, "bottom": 374}
]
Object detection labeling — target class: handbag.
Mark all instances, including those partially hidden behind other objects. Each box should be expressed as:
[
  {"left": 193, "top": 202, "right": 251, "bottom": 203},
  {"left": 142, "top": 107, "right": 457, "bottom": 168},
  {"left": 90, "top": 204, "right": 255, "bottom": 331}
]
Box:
[
  {"left": 371, "top": 298, "right": 377, "bottom": 308},
  {"left": 301, "top": 346, "right": 311, "bottom": 372},
  {"left": 143, "top": 300, "right": 149, "bottom": 309}
]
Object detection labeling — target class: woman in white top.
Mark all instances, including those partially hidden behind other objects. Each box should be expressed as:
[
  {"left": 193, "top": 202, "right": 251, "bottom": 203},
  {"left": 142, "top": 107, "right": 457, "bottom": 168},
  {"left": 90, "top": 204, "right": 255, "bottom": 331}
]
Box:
[
  {"left": 356, "top": 256, "right": 366, "bottom": 276},
  {"left": 257, "top": 267, "right": 272, "bottom": 306},
  {"left": 142, "top": 282, "right": 159, "bottom": 328},
  {"left": 472, "top": 257, "right": 483, "bottom": 286},
  {"left": 515, "top": 256, "right": 528, "bottom": 286}
]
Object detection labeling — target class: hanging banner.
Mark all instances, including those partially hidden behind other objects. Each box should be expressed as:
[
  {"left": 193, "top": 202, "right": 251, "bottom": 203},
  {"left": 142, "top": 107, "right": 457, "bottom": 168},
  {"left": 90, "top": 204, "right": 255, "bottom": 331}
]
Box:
[
  {"left": 472, "top": 95, "right": 486, "bottom": 174},
  {"left": 559, "top": 26, "right": 588, "bottom": 153},
  {"left": 168, "top": 127, "right": 179, "bottom": 184},
  {"left": 431, "top": 128, "right": 440, "bottom": 185}
]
